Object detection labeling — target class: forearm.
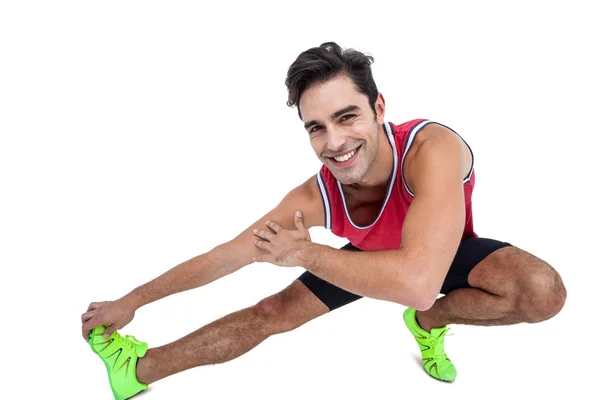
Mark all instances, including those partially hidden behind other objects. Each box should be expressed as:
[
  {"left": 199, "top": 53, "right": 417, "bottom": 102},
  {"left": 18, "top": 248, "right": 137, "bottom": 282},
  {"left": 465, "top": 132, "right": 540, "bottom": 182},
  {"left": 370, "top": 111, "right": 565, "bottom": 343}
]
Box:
[
  {"left": 123, "top": 247, "right": 233, "bottom": 309},
  {"left": 300, "top": 243, "right": 426, "bottom": 308}
]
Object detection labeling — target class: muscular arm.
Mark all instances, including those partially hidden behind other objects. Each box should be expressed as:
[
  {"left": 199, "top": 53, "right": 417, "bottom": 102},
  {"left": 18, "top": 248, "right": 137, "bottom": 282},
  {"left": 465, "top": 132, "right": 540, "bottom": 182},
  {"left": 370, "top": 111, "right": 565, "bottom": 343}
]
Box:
[
  {"left": 123, "top": 175, "right": 324, "bottom": 309},
  {"left": 300, "top": 124, "right": 471, "bottom": 310}
]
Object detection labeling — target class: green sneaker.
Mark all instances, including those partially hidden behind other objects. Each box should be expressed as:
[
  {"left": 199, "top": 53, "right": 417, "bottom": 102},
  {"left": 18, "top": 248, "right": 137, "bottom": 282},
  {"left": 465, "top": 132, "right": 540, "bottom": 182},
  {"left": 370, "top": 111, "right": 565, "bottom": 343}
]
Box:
[
  {"left": 88, "top": 325, "right": 149, "bottom": 400},
  {"left": 403, "top": 308, "right": 456, "bottom": 382}
]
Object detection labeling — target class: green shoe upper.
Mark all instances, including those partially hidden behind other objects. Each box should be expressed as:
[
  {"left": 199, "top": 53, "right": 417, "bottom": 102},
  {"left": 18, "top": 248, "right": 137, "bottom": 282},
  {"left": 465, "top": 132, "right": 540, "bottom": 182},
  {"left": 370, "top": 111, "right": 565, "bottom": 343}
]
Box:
[
  {"left": 88, "top": 325, "right": 149, "bottom": 400},
  {"left": 403, "top": 308, "right": 457, "bottom": 382}
]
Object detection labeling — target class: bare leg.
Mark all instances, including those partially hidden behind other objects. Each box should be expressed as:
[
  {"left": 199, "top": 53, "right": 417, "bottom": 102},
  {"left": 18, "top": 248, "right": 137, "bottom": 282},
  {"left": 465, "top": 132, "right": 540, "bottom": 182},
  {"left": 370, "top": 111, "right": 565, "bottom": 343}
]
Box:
[
  {"left": 136, "top": 280, "right": 328, "bottom": 384},
  {"left": 416, "top": 246, "right": 567, "bottom": 331}
]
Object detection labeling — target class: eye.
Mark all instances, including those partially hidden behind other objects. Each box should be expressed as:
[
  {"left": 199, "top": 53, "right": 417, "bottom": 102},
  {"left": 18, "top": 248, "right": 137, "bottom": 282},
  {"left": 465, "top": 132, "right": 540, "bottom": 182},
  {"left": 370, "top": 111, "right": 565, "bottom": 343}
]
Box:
[
  {"left": 310, "top": 125, "right": 322, "bottom": 133},
  {"left": 340, "top": 114, "right": 355, "bottom": 122}
]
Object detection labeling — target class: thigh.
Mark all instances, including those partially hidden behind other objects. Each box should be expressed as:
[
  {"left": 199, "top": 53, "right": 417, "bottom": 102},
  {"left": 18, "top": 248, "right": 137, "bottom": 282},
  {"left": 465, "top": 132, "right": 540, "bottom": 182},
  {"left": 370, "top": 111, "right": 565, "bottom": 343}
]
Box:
[
  {"left": 440, "top": 236, "right": 512, "bottom": 294},
  {"left": 296, "top": 242, "right": 364, "bottom": 311}
]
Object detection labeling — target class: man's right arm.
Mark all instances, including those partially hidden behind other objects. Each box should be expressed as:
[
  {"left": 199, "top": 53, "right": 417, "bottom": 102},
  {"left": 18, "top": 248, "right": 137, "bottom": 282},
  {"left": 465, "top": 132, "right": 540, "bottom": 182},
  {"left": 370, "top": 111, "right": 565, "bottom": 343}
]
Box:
[{"left": 122, "top": 174, "right": 325, "bottom": 309}]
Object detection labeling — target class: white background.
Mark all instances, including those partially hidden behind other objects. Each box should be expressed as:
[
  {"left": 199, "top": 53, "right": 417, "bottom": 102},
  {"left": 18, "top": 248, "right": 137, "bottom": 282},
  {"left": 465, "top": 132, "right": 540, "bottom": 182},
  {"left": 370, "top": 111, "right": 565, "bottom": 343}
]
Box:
[{"left": 1, "top": 1, "right": 598, "bottom": 399}]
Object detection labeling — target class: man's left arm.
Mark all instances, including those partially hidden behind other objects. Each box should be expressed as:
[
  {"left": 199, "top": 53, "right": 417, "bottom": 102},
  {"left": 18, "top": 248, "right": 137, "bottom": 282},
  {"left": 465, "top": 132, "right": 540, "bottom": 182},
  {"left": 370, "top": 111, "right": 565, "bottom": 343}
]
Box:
[{"left": 300, "top": 125, "right": 470, "bottom": 310}]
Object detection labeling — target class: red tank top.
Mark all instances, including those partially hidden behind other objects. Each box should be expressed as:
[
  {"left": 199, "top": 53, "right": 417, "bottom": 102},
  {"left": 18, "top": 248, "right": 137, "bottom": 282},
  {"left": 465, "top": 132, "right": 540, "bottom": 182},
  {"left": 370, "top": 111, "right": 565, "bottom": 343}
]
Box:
[{"left": 316, "top": 119, "right": 477, "bottom": 251}]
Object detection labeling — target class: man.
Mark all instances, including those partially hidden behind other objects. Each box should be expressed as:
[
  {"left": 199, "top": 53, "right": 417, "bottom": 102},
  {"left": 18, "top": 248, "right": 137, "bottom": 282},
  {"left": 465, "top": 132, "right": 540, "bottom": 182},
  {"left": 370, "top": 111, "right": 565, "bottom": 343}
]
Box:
[{"left": 81, "top": 42, "right": 567, "bottom": 399}]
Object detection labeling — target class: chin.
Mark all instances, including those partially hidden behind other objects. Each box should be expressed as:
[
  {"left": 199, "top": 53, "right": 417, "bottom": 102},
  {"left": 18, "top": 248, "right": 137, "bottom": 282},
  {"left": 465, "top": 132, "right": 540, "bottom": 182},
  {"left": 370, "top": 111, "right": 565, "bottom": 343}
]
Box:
[
  {"left": 333, "top": 176, "right": 355, "bottom": 185},
  {"left": 333, "top": 169, "right": 367, "bottom": 185},
  {"left": 324, "top": 154, "right": 369, "bottom": 184}
]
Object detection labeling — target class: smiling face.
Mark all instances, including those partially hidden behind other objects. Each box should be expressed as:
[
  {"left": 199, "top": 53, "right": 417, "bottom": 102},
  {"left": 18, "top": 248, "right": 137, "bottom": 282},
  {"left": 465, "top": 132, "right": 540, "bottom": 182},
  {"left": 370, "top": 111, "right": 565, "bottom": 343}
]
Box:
[{"left": 299, "top": 74, "right": 385, "bottom": 185}]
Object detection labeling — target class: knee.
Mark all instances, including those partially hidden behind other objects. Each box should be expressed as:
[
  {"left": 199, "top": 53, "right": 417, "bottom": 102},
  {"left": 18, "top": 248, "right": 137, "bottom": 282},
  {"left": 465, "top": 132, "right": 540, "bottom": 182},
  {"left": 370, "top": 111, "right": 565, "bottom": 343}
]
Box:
[
  {"left": 517, "top": 266, "right": 567, "bottom": 323},
  {"left": 253, "top": 294, "right": 297, "bottom": 335}
]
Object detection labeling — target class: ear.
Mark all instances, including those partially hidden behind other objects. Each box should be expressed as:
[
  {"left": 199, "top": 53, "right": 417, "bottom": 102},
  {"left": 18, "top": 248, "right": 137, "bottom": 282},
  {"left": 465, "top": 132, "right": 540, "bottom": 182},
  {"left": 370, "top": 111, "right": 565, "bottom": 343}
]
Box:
[{"left": 375, "top": 93, "right": 385, "bottom": 125}]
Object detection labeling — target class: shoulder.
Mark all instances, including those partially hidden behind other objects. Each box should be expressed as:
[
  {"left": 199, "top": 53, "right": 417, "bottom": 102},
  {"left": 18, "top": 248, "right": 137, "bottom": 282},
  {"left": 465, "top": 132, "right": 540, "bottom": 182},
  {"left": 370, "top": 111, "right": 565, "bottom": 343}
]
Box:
[
  {"left": 276, "top": 174, "right": 325, "bottom": 228},
  {"left": 290, "top": 174, "right": 322, "bottom": 203},
  {"left": 403, "top": 122, "right": 472, "bottom": 194},
  {"left": 411, "top": 122, "right": 462, "bottom": 148}
]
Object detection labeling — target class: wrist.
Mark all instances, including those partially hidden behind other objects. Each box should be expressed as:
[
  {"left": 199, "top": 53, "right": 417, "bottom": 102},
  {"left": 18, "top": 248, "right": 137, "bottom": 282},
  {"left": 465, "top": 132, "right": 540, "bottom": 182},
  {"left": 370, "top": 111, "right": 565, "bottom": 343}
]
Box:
[
  {"left": 121, "top": 289, "right": 144, "bottom": 310},
  {"left": 298, "top": 242, "right": 322, "bottom": 269}
]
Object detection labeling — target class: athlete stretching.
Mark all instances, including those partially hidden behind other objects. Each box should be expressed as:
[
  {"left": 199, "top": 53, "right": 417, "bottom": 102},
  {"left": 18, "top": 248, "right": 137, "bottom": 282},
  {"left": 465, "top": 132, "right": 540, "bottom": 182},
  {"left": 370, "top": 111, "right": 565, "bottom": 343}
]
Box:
[{"left": 81, "top": 42, "right": 567, "bottom": 399}]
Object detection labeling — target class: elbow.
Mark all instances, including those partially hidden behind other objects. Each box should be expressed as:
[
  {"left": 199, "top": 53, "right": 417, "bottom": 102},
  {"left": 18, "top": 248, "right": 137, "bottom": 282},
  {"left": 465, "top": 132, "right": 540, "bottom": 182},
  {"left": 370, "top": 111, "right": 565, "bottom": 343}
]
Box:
[
  {"left": 404, "top": 290, "right": 436, "bottom": 311},
  {"left": 411, "top": 295, "right": 437, "bottom": 311},
  {"left": 413, "top": 280, "right": 440, "bottom": 311},
  {"left": 388, "top": 279, "right": 438, "bottom": 311}
]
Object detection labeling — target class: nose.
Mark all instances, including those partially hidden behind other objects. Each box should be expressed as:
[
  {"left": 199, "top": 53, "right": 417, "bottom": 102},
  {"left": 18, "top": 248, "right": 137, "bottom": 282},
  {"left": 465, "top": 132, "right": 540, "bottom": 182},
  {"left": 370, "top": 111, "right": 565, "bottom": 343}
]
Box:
[{"left": 325, "top": 126, "right": 346, "bottom": 153}]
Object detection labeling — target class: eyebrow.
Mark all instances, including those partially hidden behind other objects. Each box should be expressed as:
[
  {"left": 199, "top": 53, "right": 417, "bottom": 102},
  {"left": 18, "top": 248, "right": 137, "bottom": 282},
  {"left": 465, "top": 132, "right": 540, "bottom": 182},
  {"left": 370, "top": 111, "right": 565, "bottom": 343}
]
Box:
[{"left": 303, "top": 105, "right": 360, "bottom": 130}]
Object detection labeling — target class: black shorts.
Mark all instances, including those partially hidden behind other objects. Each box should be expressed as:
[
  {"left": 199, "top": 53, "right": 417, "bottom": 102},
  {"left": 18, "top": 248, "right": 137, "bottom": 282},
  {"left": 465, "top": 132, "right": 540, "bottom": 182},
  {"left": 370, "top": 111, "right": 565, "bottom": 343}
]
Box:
[{"left": 297, "top": 236, "right": 512, "bottom": 311}]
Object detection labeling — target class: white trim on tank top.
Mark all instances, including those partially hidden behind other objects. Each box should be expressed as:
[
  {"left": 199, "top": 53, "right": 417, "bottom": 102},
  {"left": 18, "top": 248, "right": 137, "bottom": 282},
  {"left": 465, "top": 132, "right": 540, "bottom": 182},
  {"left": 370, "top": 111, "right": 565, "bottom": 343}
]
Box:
[
  {"left": 335, "top": 122, "right": 398, "bottom": 230},
  {"left": 316, "top": 172, "right": 332, "bottom": 229}
]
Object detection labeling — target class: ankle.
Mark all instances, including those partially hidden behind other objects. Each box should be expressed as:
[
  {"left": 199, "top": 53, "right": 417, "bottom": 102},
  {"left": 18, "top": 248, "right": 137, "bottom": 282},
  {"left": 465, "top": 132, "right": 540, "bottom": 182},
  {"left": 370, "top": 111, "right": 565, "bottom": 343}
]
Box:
[
  {"left": 415, "top": 311, "right": 437, "bottom": 332},
  {"left": 136, "top": 348, "right": 157, "bottom": 385}
]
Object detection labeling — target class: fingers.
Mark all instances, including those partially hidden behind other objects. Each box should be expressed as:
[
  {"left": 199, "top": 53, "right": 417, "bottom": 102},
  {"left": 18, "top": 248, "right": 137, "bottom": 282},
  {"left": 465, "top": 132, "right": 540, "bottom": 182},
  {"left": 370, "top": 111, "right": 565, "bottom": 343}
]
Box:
[
  {"left": 82, "top": 307, "right": 107, "bottom": 340},
  {"left": 83, "top": 302, "right": 102, "bottom": 339},
  {"left": 253, "top": 254, "right": 273, "bottom": 263},
  {"left": 253, "top": 228, "right": 275, "bottom": 242},
  {"left": 294, "top": 211, "right": 306, "bottom": 230},
  {"left": 81, "top": 311, "right": 94, "bottom": 324},
  {"left": 82, "top": 302, "right": 113, "bottom": 340},
  {"left": 82, "top": 317, "right": 97, "bottom": 340},
  {"left": 264, "top": 220, "right": 282, "bottom": 233},
  {"left": 253, "top": 239, "right": 272, "bottom": 252},
  {"left": 103, "top": 324, "right": 117, "bottom": 339}
]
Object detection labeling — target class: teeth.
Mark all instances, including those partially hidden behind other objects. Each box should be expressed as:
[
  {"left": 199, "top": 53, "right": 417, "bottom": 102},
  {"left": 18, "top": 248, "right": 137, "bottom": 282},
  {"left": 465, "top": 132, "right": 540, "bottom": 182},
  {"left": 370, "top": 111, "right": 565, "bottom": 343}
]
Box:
[{"left": 333, "top": 149, "right": 357, "bottom": 162}]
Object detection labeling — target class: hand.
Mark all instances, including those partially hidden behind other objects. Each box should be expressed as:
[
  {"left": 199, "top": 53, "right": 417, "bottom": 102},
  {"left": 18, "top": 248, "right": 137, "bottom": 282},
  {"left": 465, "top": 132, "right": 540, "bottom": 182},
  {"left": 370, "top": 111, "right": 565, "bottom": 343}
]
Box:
[
  {"left": 253, "top": 211, "right": 313, "bottom": 267},
  {"left": 81, "top": 298, "right": 136, "bottom": 340}
]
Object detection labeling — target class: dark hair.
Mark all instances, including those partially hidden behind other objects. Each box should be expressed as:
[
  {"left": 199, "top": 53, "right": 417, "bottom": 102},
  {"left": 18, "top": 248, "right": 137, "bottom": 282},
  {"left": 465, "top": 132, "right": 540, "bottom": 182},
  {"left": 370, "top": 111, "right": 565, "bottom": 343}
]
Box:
[{"left": 285, "top": 42, "right": 379, "bottom": 120}]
